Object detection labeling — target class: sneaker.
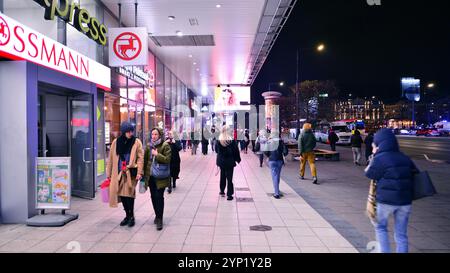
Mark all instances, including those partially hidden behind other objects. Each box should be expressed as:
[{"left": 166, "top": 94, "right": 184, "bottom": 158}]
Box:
[
  {"left": 219, "top": 192, "right": 225, "bottom": 197},
  {"left": 120, "top": 217, "right": 129, "bottom": 226},
  {"left": 227, "top": 196, "right": 234, "bottom": 201},
  {"left": 128, "top": 217, "right": 135, "bottom": 227},
  {"left": 300, "top": 176, "right": 304, "bottom": 180},
  {"left": 273, "top": 194, "right": 280, "bottom": 199},
  {"left": 313, "top": 177, "right": 319, "bottom": 185}
]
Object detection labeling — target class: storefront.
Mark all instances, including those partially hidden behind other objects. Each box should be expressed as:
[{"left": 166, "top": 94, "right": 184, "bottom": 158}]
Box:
[
  {"left": 0, "top": 12, "right": 110, "bottom": 223},
  {"left": 0, "top": 1, "right": 193, "bottom": 223}
]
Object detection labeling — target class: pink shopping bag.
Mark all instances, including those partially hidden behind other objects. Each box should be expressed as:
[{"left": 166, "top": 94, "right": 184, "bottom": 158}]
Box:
[{"left": 100, "top": 178, "right": 110, "bottom": 203}]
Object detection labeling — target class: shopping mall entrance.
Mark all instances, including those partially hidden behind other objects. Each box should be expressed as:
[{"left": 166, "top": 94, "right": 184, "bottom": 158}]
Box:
[{"left": 38, "top": 83, "right": 95, "bottom": 199}]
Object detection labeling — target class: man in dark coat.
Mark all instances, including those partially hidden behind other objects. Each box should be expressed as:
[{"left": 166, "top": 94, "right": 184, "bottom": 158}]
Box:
[
  {"left": 365, "top": 128, "right": 418, "bottom": 253},
  {"left": 328, "top": 129, "right": 339, "bottom": 151}
]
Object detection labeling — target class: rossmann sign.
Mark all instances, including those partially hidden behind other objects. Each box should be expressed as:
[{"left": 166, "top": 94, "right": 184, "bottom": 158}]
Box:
[{"left": 0, "top": 13, "right": 111, "bottom": 90}]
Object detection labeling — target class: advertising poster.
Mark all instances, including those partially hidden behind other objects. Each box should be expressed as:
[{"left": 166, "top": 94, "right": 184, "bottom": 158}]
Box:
[
  {"left": 36, "top": 157, "right": 71, "bottom": 209},
  {"left": 214, "top": 86, "right": 251, "bottom": 111}
]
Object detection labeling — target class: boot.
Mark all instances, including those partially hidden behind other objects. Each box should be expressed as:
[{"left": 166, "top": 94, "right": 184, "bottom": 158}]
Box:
[
  {"left": 128, "top": 211, "right": 135, "bottom": 227},
  {"left": 156, "top": 218, "right": 163, "bottom": 230},
  {"left": 120, "top": 212, "right": 129, "bottom": 226}
]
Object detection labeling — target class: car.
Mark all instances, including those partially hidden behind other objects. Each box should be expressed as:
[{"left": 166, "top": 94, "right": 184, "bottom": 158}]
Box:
[
  {"left": 399, "top": 129, "right": 410, "bottom": 135},
  {"left": 416, "top": 128, "right": 440, "bottom": 136}
]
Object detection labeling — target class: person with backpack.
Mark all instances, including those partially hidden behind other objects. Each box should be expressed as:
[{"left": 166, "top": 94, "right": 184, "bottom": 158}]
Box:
[
  {"left": 365, "top": 129, "right": 418, "bottom": 253},
  {"left": 351, "top": 130, "right": 364, "bottom": 165},
  {"left": 298, "top": 123, "right": 318, "bottom": 184},
  {"left": 328, "top": 129, "right": 339, "bottom": 151},
  {"left": 265, "top": 129, "right": 289, "bottom": 199}
]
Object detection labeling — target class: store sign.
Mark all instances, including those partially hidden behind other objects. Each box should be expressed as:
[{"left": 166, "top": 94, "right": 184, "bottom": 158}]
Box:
[
  {"left": 36, "top": 157, "right": 71, "bottom": 209},
  {"left": 0, "top": 13, "right": 111, "bottom": 90},
  {"left": 117, "top": 66, "right": 153, "bottom": 87},
  {"left": 109, "top": 27, "right": 148, "bottom": 66},
  {"left": 33, "top": 0, "right": 107, "bottom": 45}
]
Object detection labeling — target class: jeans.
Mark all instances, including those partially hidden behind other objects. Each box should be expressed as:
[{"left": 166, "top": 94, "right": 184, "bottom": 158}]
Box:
[
  {"left": 149, "top": 176, "right": 166, "bottom": 219},
  {"left": 269, "top": 160, "right": 283, "bottom": 196},
  {"left": 220, "top": 167, "right": 234, "bottom": 197},
  {"left": 373, "top": 203, "right": 411, "bottom": 253},
  {"left": 300, "top": 151, "right": 317, "bottom": 177},
  {"left": 352, "top": 147, "right": 362, "bottom": 164}
]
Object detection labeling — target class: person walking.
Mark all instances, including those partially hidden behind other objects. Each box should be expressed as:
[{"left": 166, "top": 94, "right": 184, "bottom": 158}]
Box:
[
  {"left": 265, "top": 129, "right": 288, "bottom": 199},
  {"left": 351, "top": 130, "right": 363, "bottom": 165},
  {"left": 211, "top": 126, "right": 217, "bottom": 152},
  {"left": 144, "top": 127, "right": 172, "bottom": 231},
  {"left": 166, "top": 130, "right": 182, "bottom": 194},
  {"left": 106, "top": 122, "right": 144, "bottom": 227},
  {"left": 191, "top": 131, "right": 199, "bottom": 155},
  {"left": 328, "top": 129, "right": 339, "bottom": 151},
  {"left": 181, "top": 131, "right": 187, "bottom": 152},
  {"left": 298, "top": 123, "right": 318, "bottom": 184},
  {"left": 365, "top": 129, "right": 418, "bottom": 253},
  {"left": 243, "top": 130, "right": 250, "bottom": 154},
  {"left": 364, "top": 132, "right": 374, "bottom": 165},
  {"left": 255, "top": 129, "right": 268, "bottom": 167},
  {"left": 201, "top": 133, "right": 209, "bottom": 155},
  {"left": 215, "top": 126, "right": 241, "bottom": 200}
]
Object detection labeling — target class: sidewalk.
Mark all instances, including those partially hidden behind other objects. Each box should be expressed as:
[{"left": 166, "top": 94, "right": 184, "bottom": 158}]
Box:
[
  {"left": 280, "top": 143, "right": 450, "bottom": 253},
  {"left": 0, "top": 149, "right": 357, "bottom": 253}
]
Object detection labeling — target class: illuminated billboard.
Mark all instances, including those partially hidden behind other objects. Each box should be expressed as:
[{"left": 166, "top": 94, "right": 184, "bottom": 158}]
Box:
[
  {"left": 401, "top": 78, "right": 421, "bottom": 102},
  {"left": 214, "top": 86, "right": 251, "bottom": 111}
]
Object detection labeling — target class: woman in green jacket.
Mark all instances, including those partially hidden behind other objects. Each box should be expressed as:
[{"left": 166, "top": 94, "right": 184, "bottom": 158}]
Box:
[{"left": 144, "top": 127, "right": 171, "bottom": 230}]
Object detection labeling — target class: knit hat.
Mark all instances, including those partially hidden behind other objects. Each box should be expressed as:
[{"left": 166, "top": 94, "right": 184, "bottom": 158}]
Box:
[{"left": 120, "top": 121, "right": 135, "bottom": 134}]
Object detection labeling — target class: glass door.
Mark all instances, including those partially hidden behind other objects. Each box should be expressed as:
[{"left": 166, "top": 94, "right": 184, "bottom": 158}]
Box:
[{"left": 70, "top": 94, "right": 95, "bottom": 199}]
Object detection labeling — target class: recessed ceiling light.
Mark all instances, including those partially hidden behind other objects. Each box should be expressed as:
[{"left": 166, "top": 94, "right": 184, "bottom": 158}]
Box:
[
  {"left": 188, "top": 54, "right": 193, "bottom": 58},
  {"left": 216, "top": 4, "right": 221, "bottom": 8},
  {"left": 168, "top": 16, "right": 175, "bottom": 20},
  {"left": 196, "top": 68, "right": 200, "bottom": 71},
  {"left": 193, "top": 62, "right": 197, "bottom": 65},
  {"left": 176, "top": 31, "right": 183, "bottom": 37}
]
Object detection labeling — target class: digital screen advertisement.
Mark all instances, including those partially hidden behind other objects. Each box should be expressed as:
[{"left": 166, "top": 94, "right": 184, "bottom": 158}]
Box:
[{"left": 214, "top": 86, "right": 251, "bottom": 111}]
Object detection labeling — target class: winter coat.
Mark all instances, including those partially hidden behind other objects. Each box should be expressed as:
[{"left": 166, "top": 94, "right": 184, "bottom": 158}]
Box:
[
  {"left": 106, "top": 138, "right": 144, "bottom": 208},
  {"left": 350, "top": 131, "right": 363, "bottom": 148},
  {"left": 143, "top": 128, "right": 172, "bottom": 190},
  {"left": 215, "top": 140, "right": 241, "bottom": 169},
  {"left": 298, "top": 129, "right": 316, "bottom": 154},
  {"left": 364, "top": 134, "right": 374, "bottom": 152},
  {"left": 265, "top": 139, "right": 288, "bottom": 163},
  {"left": 328, "top": 132, "right": 339, "bottom": 144},
  {"left": 365, "top": 129, "right": 417, "bottom": 206},
  {"left": 168, "top": 140, "right": 182, "bottom": 178}
]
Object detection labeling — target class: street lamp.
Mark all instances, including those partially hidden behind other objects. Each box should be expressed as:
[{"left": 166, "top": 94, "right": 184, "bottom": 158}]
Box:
[
  {"left": 268, "top": 81, "right": 285, "bottom": 91},
  {"left": 427, "top": 83, "right": 435, "bottom": 89},
  {"left": 295, "top": 43, "right": 327, "bottom": 138}
]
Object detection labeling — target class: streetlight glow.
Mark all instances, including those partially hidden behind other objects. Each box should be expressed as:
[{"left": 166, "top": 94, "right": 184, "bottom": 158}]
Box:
[
  {"left": 279, "top": 82, "right": 285, "bottom": 86},
  {"left": 427, "top": 83, "right": 435, "bottom": 88},
  {"left": 317, "top": 44, "right": 325, "bottom": 52}
]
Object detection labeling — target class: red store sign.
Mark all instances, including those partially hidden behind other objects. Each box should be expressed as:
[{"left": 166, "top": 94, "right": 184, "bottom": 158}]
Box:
[{"left": 0, "top": 13, "right": 110, "bottom": 90}]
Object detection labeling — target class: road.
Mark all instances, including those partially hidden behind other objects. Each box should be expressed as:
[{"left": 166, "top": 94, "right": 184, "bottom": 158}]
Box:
[{"left": 396, "top": 136, "right": 450, "bottom": 162}]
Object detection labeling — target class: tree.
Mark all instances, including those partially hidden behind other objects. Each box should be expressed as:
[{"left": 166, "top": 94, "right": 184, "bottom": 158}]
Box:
[{"left": 289, "top": 80, "right": 340, "bottom": 121}]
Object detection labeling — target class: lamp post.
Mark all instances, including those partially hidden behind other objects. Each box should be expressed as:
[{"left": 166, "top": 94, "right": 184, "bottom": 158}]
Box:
[{"left": 295, "top": 43, "right": 326, "bottom": 139}]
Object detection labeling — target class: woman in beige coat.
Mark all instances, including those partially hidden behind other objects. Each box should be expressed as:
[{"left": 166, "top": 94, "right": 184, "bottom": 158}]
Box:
[{"left": 106, "top": 122, "right": 144, "bottom": 227}]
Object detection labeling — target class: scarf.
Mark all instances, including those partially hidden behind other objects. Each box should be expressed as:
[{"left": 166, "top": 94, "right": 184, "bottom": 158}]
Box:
[{"left": 116, "top": 134, "right": 136, "bottom": 160}]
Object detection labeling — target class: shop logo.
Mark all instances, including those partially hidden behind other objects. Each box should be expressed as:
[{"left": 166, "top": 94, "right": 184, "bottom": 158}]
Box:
[
  {"left": 0, "top": 16, "right": 11, "bottom": 46},
  {"left": 113, "top": 32, "right": 142, "bottom": 61}
]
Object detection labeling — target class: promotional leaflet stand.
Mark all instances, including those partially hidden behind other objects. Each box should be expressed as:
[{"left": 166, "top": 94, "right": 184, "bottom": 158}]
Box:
[{"left": 26, "top": 157, "right": 79, "bottom": 227}]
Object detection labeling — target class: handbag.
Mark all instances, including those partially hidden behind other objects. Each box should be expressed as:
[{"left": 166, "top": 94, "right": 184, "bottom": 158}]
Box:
[
  {"left": 138, "top": 178, "right": 147, "bottom": 194},
  {"left": 413, "top": 171, "right": 437, "bottom": 200},
  {"left": 366, "top": 180, "right": 377, "bottom": 222},
  {"left": 151, "top": 157, "right": 170, "bottom": 179}
]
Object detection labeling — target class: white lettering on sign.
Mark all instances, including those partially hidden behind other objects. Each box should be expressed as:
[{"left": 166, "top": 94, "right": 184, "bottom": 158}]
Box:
[
  {"left": 0, "top": 13, "right": 111, "bottom": 90},
  {"left": 117, "top": 66, "right": 154, "bottom": 87}
]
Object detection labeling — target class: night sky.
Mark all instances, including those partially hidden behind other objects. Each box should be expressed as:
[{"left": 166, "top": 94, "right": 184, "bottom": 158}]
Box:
[{"left": 252, "top": 0, "right": 450, "bottom": 105}]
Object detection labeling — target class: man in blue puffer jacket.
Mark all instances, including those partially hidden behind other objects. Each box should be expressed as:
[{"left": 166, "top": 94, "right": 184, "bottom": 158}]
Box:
[{"left": 365, "top": 128, "right": 418, "bottom": 253}]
